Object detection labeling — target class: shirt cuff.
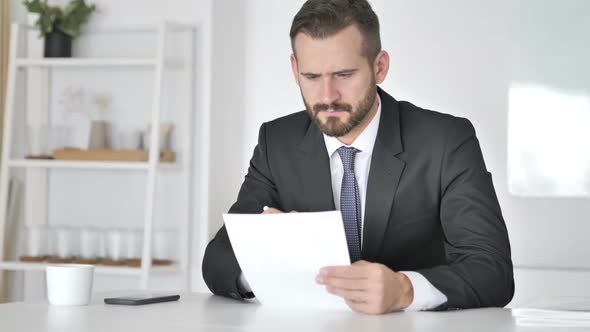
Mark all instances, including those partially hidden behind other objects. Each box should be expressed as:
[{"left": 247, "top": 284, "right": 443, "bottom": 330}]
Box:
[{"left": 400, "top": 271, "right": 448, "bottom": 311}]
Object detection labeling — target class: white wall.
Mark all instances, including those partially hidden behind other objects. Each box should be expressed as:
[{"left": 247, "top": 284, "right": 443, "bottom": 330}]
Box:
[
  {"left": 222, "top": 0, "right": 590, "bottom": 307},
  {"left": 9, "top": 0, "right": 26, "bottom": 20},
  {"left": 240, "top": 0, "right": 307, "bottom": 170},
  {"left": 207, "top": 0, "right": 248, "bottom": 239}
]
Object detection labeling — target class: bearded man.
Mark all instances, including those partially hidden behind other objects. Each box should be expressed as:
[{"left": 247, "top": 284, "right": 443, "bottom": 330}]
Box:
[{"left": 202, "top": 0, "right": 514, "bottom": 315}]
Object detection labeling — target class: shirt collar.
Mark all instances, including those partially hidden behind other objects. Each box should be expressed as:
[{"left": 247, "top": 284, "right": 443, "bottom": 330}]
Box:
[{"left": 323, "top": 93, "right": 381, "bottom": 157}]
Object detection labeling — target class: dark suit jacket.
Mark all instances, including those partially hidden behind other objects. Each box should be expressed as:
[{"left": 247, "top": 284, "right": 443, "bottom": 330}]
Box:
[{"left": 202, "top": 87, "right": 514, "bottom": 309}]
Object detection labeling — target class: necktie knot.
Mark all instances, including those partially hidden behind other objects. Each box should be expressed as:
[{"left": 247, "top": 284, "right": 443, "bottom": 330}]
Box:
[{"left": 337, "top": 146, "right": 359, "bottom": 172}]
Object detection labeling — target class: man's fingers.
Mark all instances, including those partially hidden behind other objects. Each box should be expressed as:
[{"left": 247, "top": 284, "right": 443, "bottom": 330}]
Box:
[
  {"left": 318, "top": 275, "right": 369, "bottom": 290},
  {"left": 326, "top": 286, "right": 367, "bottom": 303},
  {"left": 352, "top": 260, "right": 371, "bottom": 266},
  {"left": 345, "top": 299, "right": 383, "bottom": 315},
  {"left": 261, "top": 207, "right": 283, "bottom": 214},
  {"left": 262, "top": 208, "right": 296, "bottom": 214},
  {"left": 345, "top": 299, "right": 373, "bottom": 314},
  {"left": 319, "top": 264, "right": 370, "bottom": 279}
]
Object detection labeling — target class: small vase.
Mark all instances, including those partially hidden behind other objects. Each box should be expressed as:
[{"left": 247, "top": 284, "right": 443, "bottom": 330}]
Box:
[
  {"left": 88, "top": 121, "right": 110, "bottom": 149},
  {"left": 44, "top": 26, "right": 72, "bottom": 58}
]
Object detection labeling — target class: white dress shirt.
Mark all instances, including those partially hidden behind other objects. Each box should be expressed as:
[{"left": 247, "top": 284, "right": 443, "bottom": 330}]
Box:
[
  {"left": 322, "top": 94, "right": 447, "bottom": 311},
  {"left": 240, "top": 94, "right": 448, "bottom": 311}
]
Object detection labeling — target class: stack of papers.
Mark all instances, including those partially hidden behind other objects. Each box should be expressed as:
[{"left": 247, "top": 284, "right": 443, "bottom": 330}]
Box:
[
  {"left": 513, "top": 297, "right": 590, "bottom": 327},
  {"left": 223, "top": 211, "right": 351, "bottom": 311}
]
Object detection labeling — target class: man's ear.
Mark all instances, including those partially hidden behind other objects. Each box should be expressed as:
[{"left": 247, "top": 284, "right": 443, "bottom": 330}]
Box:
[
  {"left": 373, "top": 50, "right": 390, "bottom": 84},
  {"left": 290, "top": 54, "right": 300, "bottom": 86}
]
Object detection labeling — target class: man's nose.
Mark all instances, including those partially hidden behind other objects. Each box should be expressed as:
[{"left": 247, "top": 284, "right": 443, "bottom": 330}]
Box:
[{"left": 321, "top": 78, "right": 340, "bottom": 105}]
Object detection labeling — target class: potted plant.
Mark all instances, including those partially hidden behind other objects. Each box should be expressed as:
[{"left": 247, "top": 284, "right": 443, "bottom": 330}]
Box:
[{"left": 23, "top": 0, "right": 96, "bottom": 57}]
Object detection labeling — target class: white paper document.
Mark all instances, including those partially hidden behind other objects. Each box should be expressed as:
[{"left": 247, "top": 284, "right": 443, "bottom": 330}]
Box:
[
  {"left": 513, "top": 297, "right": 590, "bottom": 327},
  {"left": 223, "top": 211, "right": 351, "bottom": 311}
]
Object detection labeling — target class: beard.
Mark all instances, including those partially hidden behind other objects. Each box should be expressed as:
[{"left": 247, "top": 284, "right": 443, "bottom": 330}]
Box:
[{"left": 303, "top": 83, "right": 377, "bottom": 137}]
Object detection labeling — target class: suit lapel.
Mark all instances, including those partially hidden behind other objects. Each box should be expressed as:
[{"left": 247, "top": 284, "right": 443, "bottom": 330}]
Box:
[
  {"left": 362, "top": 88, "right": 406, "bottom": 261},
  {"left": 297, "top": 120, "right": 336, "bottom": 212}
]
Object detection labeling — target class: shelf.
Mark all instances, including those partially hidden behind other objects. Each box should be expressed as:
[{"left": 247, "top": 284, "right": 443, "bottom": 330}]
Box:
[
  {"left": 14, "top": 58, "right": 158, "bottom": 68},
  {"left": 7, "top": 159, "right": 180, "bottom": 171},
  {"left": 7, "top": 159, "right": 151, "bottom": 170},
  {"left": 7, "top": 159, "right": 181, "bottom": 172},
  {"left": 19, "top": 22, "right": 194, "bottom": 34},
  {"left": 0, "top": 261, "right": 180, "bottom": 276}
]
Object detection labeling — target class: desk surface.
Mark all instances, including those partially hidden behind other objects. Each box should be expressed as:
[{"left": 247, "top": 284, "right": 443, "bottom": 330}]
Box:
[{"left": 0, "top": 292, "right": 579, "bottom": 332}]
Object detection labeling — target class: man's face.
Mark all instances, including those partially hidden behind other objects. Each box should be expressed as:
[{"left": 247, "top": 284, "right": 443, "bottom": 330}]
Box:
[{"left": 291, "top": 24, "right": 378, "bottom": 137}]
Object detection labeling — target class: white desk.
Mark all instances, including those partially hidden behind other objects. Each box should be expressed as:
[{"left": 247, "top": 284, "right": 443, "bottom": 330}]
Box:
[{"left": 0, "top": 292, "right": 580, "bottom": 332}]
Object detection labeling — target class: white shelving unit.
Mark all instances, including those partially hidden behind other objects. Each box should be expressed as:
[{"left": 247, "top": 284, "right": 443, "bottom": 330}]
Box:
[{"left": 0, "top": 22, "right": 195, "bottom": 290}]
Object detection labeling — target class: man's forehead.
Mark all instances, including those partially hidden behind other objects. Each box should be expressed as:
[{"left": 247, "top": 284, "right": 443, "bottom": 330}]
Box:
[
  {"left": 293, "top": 24, "right": 364, "bottom": 55},
  {"left": 293, "top": 26, "right": 366, "bottom": 72}
]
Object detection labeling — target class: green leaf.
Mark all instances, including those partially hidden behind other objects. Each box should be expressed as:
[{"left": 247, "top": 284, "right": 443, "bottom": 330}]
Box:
[
  {"left": 23, "top": 0, "right": 44, "bottom": 13},
  {"left": 23, "top": 0, "right": 95, "bottom": 37},
  {"left": 58, "top": 0, "right": 96, "bottom": 37}
]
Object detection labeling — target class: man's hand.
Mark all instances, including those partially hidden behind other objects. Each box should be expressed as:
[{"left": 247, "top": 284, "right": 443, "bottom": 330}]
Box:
[
  {"left": 261, "top": 207, "right": 297, "bottom": 214},
  {"left": 261, "top": 207, "right": 283, "bottom": 214},
  {"left": 316, "top": 260, "right": 414, "bottom": 315}
]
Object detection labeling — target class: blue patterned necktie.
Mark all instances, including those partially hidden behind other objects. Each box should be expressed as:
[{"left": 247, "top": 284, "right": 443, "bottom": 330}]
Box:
[{"left": 337, "top": 146, "right": 362, "bottom": 263}]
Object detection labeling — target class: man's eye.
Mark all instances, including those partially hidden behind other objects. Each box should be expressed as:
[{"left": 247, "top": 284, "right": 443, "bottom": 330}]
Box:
[
  {"left": 337, "top": 73, "right": 352, "bottom": 78},
  {"left": 305, "top": 75, "right": 320, "bottom": 80}
]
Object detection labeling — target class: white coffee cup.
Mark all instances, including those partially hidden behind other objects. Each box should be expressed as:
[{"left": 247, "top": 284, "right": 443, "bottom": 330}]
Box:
[{"left": 46, "top": 264, "right": 94, "bottom": 306}]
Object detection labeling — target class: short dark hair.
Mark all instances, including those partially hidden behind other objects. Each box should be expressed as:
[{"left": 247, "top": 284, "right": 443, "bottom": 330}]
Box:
[{"left": 289, "top": 0, "right": 381, "bottom": 63}]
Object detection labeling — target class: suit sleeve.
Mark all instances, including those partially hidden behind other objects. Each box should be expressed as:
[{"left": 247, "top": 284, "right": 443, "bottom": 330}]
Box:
[
  {"left": 417, "top": 118, "right": 514, "bottom": 309},
  {"left": 201, "top": 122, "right": 280, "bottom": 300}
]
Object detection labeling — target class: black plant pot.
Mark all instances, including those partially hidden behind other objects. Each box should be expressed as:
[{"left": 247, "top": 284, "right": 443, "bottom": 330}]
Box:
[{"left": 44, "top": 27, "right": 72, "bottom": 58}]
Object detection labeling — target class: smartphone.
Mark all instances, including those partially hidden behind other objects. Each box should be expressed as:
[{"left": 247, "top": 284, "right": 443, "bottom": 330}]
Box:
[{"left": 104, "top": 294, "right": 180, "bottom": 305}]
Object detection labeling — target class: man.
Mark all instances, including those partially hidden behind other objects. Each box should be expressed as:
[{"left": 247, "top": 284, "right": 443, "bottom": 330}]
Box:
[{"left": 202, "top": 0, "right": 514, "bottom": 315}]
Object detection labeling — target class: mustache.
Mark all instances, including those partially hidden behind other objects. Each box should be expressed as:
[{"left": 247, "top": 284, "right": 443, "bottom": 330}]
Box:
[{"left": 312, "top": 102, "right": 352, "bottom": 114}]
